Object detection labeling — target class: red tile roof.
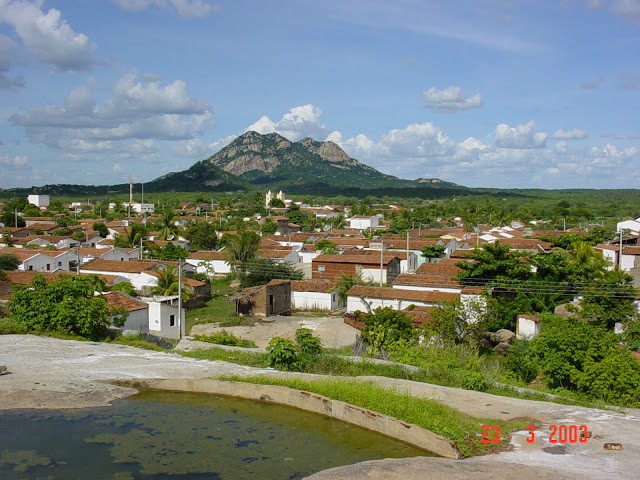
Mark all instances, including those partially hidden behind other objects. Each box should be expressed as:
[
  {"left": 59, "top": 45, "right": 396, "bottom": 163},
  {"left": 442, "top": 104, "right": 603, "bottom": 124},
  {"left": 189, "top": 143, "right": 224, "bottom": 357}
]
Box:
[{"left": 346, "top": 285, "right": 459, "bottom": 302}]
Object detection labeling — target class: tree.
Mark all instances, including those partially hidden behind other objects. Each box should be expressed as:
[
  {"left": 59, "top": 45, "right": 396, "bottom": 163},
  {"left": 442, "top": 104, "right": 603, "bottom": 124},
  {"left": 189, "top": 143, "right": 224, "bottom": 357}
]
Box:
[
  {"left": 22, "top": 203, "right": 41, "bottom": 217},
  {"left": 93, "top": 222, "right": 108, "bottom": 238},
  {"left": 222, "top": 231, "right": 260, "bottom": 263},
  {"left": 577, "top": 270, "right": 638, "bottom": 329},
  {"left": 314, "top": 239, "right": 338, "bottom": 255},
  {"left": 0, "top": 210, "right": 25, "bottom": 228},
  {"left": 184, "top": 221, "right": 218, "bottom": 251},
  {"left": 156, "top": 210, "right": 181, "bottom": 241},
  {"left": 260, "top": 219, "right": 278, "bottom": 236},
  {"left": 150, "top": 266, "right": 191, "bottom": 300},
  {"left": 360, "top": 307, "right": 414, "bottom": 356},
  {"left": 8, "top": 274, "right": 111, "bottom": 340},
  {"left": 269, "top": 198, "right": 285, "bottom": 208},
  {"left": 454, "top": 242, "right": 532, "bottom": 286},
  {"left": 111, "top": 282, "right": 137, "bottom": 296},
  {"left": 421, "top": 244, "right": 446, "bottom": 263},
  {"left": 335, "top": 272, "right": 373, "bottom": 305},
  {"left": 147, "top": 243, "right": 188, "bottom": 261},
  {"left": 236, "top": 258, "right": 303, "bottom": 288},
  {"left": 114, "top": 223, "right": 147, "bottom": 248},
  {"left": 0, "top": 253, "right": 19, "bottom": 271}
]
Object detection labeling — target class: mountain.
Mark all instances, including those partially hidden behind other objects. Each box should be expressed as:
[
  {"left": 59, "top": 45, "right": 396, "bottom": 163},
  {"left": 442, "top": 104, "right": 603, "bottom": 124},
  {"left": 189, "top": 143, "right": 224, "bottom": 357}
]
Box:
[
  {"left": 197, "top": 131, "right": 462, "bottom": 195},
  {"left": 0, "top": 131, "right": 468, "bottom": 198}
]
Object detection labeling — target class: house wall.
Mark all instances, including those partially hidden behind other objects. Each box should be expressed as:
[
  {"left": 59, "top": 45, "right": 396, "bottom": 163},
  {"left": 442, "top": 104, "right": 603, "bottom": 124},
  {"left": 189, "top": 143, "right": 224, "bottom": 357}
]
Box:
[
  {"left": 297, "top": 250, "right": 318, "bottom": 263},
  {"left": 460, "top": 293, "right": 486, "bottom": 324},
  {"left": 291, "top": 291, "right": 336, "bottom": 311},
  {"left": 148, "top": 302, "right": 180, "bottom": 339},
  {"left": 391, "top": 284, "right": 460, "bottom": 293},
  {"left": 599, "top": 248, "right": 617, "bottom": 270},
  {"left": 118, "top": 309, "right": 149, "bottom": 332},
  {"left": 516, "top": 317, "right": 539, "bottom": 340},
  {"left": 186, "top": 258, "right": 232, "bottom": 275},
  {"left": 346, "top": 295, "right": 431, "bottom": 312},
  {"left": 265, "top": 282, "right": 291, "bottom": 316},
  {"left": 80, "top": 269, "right": 157, "bottom": 291},
  {"left": 20, "top": 252, "right": 74, "bottom": 272},
  {"left": 620, "top": 254, "right": 638, "bottom": 272},
  {"left": 100, "top": 248, "right": 141, "bottom": 261}
]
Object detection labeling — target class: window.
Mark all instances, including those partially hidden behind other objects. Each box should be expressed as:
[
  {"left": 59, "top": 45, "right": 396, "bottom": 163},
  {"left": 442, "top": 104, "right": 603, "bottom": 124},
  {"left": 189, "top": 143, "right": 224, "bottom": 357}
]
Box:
[
  {"left": 169, "top": 315, "right": 176, "bottom": 327},
  {"left": 28, "top": 265, "right": 33, "bottom": 271},
  {"left": 58, "top": 262, "right": 62, "bottom": 266},
  {"left": 318, "top": 265, "right": 325, "bottom": 272}
]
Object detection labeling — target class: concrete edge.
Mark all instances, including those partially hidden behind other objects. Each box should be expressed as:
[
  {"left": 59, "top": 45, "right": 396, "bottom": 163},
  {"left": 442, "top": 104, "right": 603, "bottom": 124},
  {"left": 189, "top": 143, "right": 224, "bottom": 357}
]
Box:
[{"left": 109, "top": 377, "right": 464, "bottom": 459}]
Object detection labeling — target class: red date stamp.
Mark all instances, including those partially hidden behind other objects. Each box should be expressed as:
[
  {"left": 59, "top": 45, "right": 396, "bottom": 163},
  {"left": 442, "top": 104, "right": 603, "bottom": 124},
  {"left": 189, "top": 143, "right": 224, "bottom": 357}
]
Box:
[{"left": 481, "top": 425, "right": 590, "bottom": 444}]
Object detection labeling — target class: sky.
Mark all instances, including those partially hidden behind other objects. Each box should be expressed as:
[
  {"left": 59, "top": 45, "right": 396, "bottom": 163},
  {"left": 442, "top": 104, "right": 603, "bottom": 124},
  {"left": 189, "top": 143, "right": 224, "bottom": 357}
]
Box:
[{"left": 0, "top": 0, "right": 639, "bottom": 190}]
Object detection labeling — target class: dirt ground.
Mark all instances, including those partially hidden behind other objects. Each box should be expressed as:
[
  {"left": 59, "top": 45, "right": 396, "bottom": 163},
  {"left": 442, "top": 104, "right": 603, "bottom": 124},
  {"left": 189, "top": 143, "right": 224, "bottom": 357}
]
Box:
[{"left": 189, "top": 314, "right": 359, "bottom": 349}]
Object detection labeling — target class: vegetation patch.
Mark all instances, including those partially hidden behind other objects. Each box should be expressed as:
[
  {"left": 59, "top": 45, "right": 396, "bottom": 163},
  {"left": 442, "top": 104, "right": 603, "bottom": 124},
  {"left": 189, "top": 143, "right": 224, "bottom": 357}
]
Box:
[
  {"left": 218, "top": 375, "right": 527, "bottom": 457},
  {"left": 192, "top": 330, "right": 257, "bottom": 348}
]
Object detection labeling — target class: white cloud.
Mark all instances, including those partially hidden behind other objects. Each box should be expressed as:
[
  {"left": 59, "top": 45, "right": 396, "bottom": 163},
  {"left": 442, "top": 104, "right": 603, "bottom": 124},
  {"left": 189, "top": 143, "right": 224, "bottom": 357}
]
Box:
[
  {"left": 620, "top": 71, "right": 640, "bottom": 90},
  {"left": 9, "top": 71, "right": 212, "bottom": 146},
  {"left": 458, "top": 137, "right": 489, "bottom": 150},
  {"left": 610, "top": 0, "right": 640, "bottom": 25},
  {"left": 581, "top": 75, "right": 605, "bottom": 89},
  {"left": 0, "top": 0, "right": 98, "bottom": 71},
  {"left": 245, "top": 105, "right": 330, "bottom": 141},
  {"left": 423, "top": 86, "right": 483, "bottom": 113},
  {"left": 0, "top": 154, "right": 27, "bottom": 166},
  {"left": 494, "top": 121, "right": 547, "bottom": 149},
  {"left": 589, "top": 143, "right": 638, "bottom": 167},
  {"left": 554, "top": 141, "right": 568, "bottom": 153},
  {"left": 112, "top": 0, "right": 217, "bottom": 18},
  {"left": 113, "top": 163, "right": 123, "bottom": 172},
  {"left": 551, "top": 128, "right": 588, "bottom": 140},
  {"left": 172, "top": 135, "right": 236, "bottom": 158},
  {"left": 0, "top": 33, "right": 24, "bottom": 88}
]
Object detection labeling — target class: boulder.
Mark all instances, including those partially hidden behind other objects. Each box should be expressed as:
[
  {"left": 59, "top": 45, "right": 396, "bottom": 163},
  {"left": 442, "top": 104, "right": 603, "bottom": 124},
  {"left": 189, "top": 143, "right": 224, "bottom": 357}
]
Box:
[
  {"left": 478, "top": 338, "right": 492, "bottom": 348},
  {"left": 0, "top": 365, "right": 7, "bottom": 375},
  {"left": 493, "top": 342, "right": 511, "bottom": 356},
  {"left": 490, "top": 329, "right": 515, "bottom": 344}
]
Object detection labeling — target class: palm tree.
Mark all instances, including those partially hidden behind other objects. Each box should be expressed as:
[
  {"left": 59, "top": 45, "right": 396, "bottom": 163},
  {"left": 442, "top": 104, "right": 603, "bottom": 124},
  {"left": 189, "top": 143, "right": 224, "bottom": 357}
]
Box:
[
  {"left": 156, "top": 210, "right": 181, "bottom": 241},
  {"left": 151, "top": 266, "right": 191, "bottom": 300},
  {"left": 114, "top": 223, "right": 147, "bottom": 248},
  {"left": 223, "top": 231, "right": 260, "bottom": 263},
  {"left": 335, "top": 272, "right": 374, "bottom": 306}
]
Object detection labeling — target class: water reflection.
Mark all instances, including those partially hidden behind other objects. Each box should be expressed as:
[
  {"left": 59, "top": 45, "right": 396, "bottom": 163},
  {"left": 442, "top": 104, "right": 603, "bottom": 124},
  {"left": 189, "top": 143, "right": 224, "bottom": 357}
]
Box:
[{"left": 0, "top": 390, "right": 430, "bottom": 479}]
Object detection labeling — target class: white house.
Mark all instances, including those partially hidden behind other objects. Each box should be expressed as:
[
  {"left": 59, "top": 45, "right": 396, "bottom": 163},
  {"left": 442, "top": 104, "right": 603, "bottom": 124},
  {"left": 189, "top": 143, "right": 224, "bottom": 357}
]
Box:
[
  {"left": 8, "top": 249, "right": 75, "bottom": 272},
  {"left": 79, "top": 259, "right": 164, "bottom": 292},
  {"left": 348, "top": 215, "right": 380, "bottom": 231},
  {"left": 103, "top": 291, "right": 150, "bottom": 333},
  {"left": 109, "top": 202, "right": 155, "bottom": 214},
  {"left": 617, "top": 218, "right": 640, "bottom": 235},
  {"left": 345, "top": 285, "right": 459, "bottom": 312},
  {"left": 146, "top": 296, "right": 181, "bottom": 339},
  {"left": 516, "top": 314, "right": 542, "bottom": 340},
  {"left": 291, "top": 280, "right": 340, "bottom": 311},
  {"left": 186, "top": 251, "right": 232, "bottom": 275},
  {"left": 27, "top": 194, "right": 49, "bottom": 208}
]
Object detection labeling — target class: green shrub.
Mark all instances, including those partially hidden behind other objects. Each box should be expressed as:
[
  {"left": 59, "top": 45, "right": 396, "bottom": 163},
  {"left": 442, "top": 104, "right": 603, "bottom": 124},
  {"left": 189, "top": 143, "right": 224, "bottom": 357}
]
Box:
[
  {"left": 266, "top": 337, "right": 299, "bottom": 370},
  {"left": 295, "top": 328, "right": 323, "bottom": 357},
  {"left": 576, "top": 348, "right": 640, "bottom": 406},
  {"left": 0, "top": 316, "right": 28, "bottom": 335},
  {"left": 192, "top": 330, "right": 256, "bottom": 348}
]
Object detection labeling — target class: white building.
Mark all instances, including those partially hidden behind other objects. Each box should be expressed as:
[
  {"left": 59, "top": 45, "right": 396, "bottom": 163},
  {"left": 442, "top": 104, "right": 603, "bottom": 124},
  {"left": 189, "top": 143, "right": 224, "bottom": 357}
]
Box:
[
  {"left": 290, "top": 280, "right": 340, "bottom": 311},
  {"left": 347, "top": 215, "right": 380, "bottom": 231},
  {"left": 27, "top": 195, "right": 50, "bottom": 208},
  {"left": 516, "top": 314, "right": 542, "bottom": 340},
  {"left": 186, "top": 251, "right": 232, "bottom": 275},
  {"left": 617, "top": 218, "right": 640, "bottom": 235}
]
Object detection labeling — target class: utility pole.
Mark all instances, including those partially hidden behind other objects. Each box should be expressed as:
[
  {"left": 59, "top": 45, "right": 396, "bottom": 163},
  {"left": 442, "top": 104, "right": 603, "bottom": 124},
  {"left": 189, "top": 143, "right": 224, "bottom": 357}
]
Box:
[
  {"left": 619, "top": 229, "right": 624, "bottom": 270},
  {"left": 379, "top": 240, "right": 384, "bottom": 287},
  {"left": 406, "top": 230, "right": 410, "bottom": 273},
  {"left": 178, "top": 259, "right": 184, "bottom": 338}
]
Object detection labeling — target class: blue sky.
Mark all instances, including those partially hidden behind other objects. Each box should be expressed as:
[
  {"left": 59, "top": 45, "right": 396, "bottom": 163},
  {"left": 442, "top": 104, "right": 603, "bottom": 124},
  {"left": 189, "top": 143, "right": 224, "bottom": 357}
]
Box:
[{"left": 0, "top": 0, "right": 639, "bottom": 190}]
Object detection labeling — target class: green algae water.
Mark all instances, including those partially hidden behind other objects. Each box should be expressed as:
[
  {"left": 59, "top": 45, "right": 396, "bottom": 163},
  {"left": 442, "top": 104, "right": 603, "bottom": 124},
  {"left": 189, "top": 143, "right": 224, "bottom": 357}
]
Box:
[{"left": 0, "top": 390, "right": 430, "bottom": 479}]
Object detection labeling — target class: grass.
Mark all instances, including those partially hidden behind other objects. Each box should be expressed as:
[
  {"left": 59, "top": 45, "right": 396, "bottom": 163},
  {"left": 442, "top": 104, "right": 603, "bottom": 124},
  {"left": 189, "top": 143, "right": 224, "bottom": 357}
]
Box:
[
  {"left": 218, "top": 375, "right": 528, "bottom": 458},
  {"left": 179, "top": 347, "right": 269, "bottom": 368},
  {"left": 290, "top": 311, "right": 331, "bottom": 317},
  {"left": 106, "top": 333, "right": 168, "bottom": 351},
  {"left": 185, "top": 282, "right": 235, "bottom": 333}
]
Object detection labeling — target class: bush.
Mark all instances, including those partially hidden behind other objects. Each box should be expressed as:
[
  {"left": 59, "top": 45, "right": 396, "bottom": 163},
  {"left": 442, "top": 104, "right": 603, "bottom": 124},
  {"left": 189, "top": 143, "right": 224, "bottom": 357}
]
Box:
[
  {"left": 361, "top": 307, "right": 414, "bottom": 356},
  {"left": 266, "top": 337, "right": 299, "bottom": 370},
  {"left": 192, "top": 330, "right": 256, "bottom": 348},
  {"left": 575, "top": 348, "right": 640, "bottom": 406},
  {"left": 295, "top": 328, "right": 323, "bottom": 356}
]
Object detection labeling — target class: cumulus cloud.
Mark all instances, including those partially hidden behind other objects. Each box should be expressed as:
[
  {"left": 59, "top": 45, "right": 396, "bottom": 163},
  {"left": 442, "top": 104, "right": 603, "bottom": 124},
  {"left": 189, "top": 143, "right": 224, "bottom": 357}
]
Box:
[
  {"left": 494, "top": 121, "right": 547, "bottom": 149},
  {"left": 9, "top": 71, "right": 212, "bottom": 147},
  {"left": 581, "top": 75, "right": 605, "bottom": 89},
  {"left": 620, "top": 71, "right": 640, "bottom": 90},
  {"left": 551, "top": 128, "right": 588, "bottom": 140},
  {"left": 0, "top": 0, "right": 98, "bottom": 71},
  {"left": 0, "top": 154, "right": 28, "bottom": 166},
  {"left": 0, "top": 33, "right": 24, "bottom": 88},
  {"left": 423, "top": 86, "right": 483, "bottom": 113},
  {"left": 245, "top": 105, "right": 330, "bottom": 141},
  {"left": 610, "top": 0, "right": 640, "bottom": 25},
  {"left": 172, "top": 135, "right": 236, "bottom": 158},
  {"left": 112, "top": 0, "right": 217, "bottom": 18}
]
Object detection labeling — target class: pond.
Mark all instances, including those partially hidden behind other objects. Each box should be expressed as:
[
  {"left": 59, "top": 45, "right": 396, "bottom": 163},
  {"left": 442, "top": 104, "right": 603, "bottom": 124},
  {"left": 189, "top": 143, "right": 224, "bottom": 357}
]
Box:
[{"left": 0, "top": 390, "right": 430, "bottom": 479}]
